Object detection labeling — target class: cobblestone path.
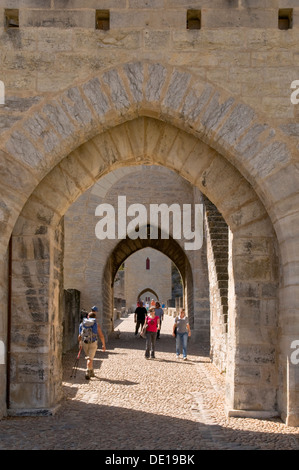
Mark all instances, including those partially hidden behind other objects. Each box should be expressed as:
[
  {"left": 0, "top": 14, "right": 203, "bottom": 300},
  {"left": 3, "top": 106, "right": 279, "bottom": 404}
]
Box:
[{"left": 0, "top": 313, "right": 298, "bottom": 451}]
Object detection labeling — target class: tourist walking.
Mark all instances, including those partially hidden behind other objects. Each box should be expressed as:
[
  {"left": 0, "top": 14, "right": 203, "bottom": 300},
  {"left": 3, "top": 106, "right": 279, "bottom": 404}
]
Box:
[
  {"left": 134, "top": 300, "right": 147, "bottom": 336},
  {"left": 78, "top": 306, "right": 106, "bottom": 379},
  {"left": 154, "top": 301, "right": 164, "bottom": 339},
  {"left": 172, "top": 309, "right": 191, "bottom": 360},
  {"left": 145, "top": 307, "right": 160, "bottom": 359}
]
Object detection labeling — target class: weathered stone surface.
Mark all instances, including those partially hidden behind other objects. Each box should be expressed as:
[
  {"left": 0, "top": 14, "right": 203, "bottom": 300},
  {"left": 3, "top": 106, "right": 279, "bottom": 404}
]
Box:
[
  {"left": 201, "top": 93, "right": 235, "bottom": 133},
  {"left": 61, "top": 87, "right": 93, "bottom": 127},
  {"left": 23, "top": 112, "right": 61, "bottom": 154},
  {"left": 21, "top": 9, "right": 94, "bottom": 28},
  {"left": 217, "top": 103, "right": 255, "bottom": 146},
  {"left": 163, "top": 70, "right": 191, "bottom": 110},
  {"left": 146, "top": 63, "right": 167, "bottom": 102},
  {"left": 181, "top": 84, "right": 213, "bottom": 122},
  {"left": 103, "top": 69, "right": 130, "bottom": 109},
  {"left": 5, "top": 130, "right": 44, "bottom": 168},
  {"left": 82, "top": 78, "right": 110, "bottom": 117},
  {"left": 43, "top": 102, "right": 75, "bottom": 139},
  {"left": 252, "top": 140, "right": 291, "bottom": 177},
  {"left": 123, "top": 62, "right": 143, "bottom": 102}
]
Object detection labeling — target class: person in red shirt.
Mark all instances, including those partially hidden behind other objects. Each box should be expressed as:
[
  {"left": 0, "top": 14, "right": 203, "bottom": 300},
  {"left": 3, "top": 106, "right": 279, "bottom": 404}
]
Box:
[{"left": 144, "top": 307, "right": 160, "bottom": 359}]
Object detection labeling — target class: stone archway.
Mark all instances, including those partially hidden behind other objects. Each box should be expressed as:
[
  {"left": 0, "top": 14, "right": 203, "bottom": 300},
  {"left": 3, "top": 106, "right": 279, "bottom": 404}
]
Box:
[
  {"left": 8, "top": 118, "right": 279, "bottom": 421},
  {"left": 0, "top": 61, "right": 297, "bottom": 425},
  {"left": 102, "top": 229, "right": 194, "bottom": 335},
  {"left": 137, "top": 289, "right": 159, "bottom": 303}
]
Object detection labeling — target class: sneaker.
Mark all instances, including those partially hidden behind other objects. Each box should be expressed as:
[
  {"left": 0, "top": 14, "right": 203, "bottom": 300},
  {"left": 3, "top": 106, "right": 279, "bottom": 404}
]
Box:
[
  {"left": 183, "top": 357, "right": 187, "bottom": 361},
  {"left": 89, "top": 369, "right": 95, "bottom": 377},
  {"left": 85, "top": 369, "right": 90, "bottom": 380},
  {"left": 176, "top": 354, "right": 180, "bottom": 359}
]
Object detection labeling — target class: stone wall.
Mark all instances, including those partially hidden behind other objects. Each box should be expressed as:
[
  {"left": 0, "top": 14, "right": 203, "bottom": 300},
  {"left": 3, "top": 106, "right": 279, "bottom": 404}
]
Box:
[
  {"left": 0, "top": 0, "right": 298, "bottom": 132},
  {"left": 124, "top": 247, "right": 172, "bottom": 311},
  {"left": 205, "top": 199, "right": 229, "bottom": 372},
  {"left": 62, "top": 288, "right": 80, "bottom": 353}
]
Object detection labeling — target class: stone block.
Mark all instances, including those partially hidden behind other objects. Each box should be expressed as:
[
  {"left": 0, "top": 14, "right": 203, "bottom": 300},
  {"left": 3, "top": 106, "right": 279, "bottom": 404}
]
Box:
[
  {"left": 235, "top": 123, "right": 269, "bottom": 155},
  {"left": 202, "top": 8, "right": 277, "bottom": 29},
  {"left": 54, "top": 0, "right": 126, "bottom": 6},
  {"left": 37, "top": 71, "right": 79, "bottom": 93},
  {"left": 234, "top": 383, "right": 277, "bottom": 411},
  {"left": 241, "top": 0, "right": 276, "bottom": 7},
  {"left": 217, "top": 103, "right": 255, "bottom": 147},
  {"left": 144, "top": 30, "right": 171, "bottom": 50},
  {"left": 111, "top": 10, "right": 186, "bottom": 29},
  {"left": 145, "top": 63, "right": 167, "bottom": 102},
  {"left": 43, "top": 101, "right": 75, "bottom": 139},
  {"left": 261, "top": 164, "right": 299, "bottom": 204},
  {"left": 36, "top": 29, "right": 74, "bottom": 53},
  {"left": 0, "top": 115, "right": 21, "bottom": 134},
  {"left": 0, "top": 149, "right": 35, "bottom": 196},
  {"left": 181, "top": 83, "right": 213, "bottom": 122},
  {"left": 23, "top": 111, "right": 54, "bottom": 140},
  {"left": 123, "top": 62, "right": 144, "bottom": 103},
  {"left": 128, "top": 0, "right": 162, "bottom": 8},
  {"left": 5, "top": 130, "right": 44, "bottom": 169},
  {"left": 20, "top": 9, "right": 95, "bottom": 28},
  {"left": 82, "top": 77, "right": 110, "bottom": 118},
  {"left": 0, "top": 0, "right": 51, "bottom": 7},
  {"left": 163, "top": 69, "right": 191, "bottom": 110},
  {"left": 102, "top": 68, "right": 130, "bottom": 110},
  {"left": 233, "top": 237, "right": 271, "bottom": 259},
  {"left": 234, "top": 256, "right": 272, "bottom": 282},
  {"left": 167, "top": 0, "right": 238, "bottom": 7},
  {"left": 200, "top": 92, "right": 235, "bottom": 134},
  {"left": 61, "top": 87, "right": 93, "bottom": 127},
  {"left": 237, "top": 345, "right": 276, "bottom": 365},
  {"left": 9, "top": 382, "right": 50, "bottom": 410}
]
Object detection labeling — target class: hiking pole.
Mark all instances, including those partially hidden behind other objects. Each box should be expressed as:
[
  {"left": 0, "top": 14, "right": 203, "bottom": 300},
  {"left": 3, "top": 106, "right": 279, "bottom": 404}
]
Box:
[{"left": 70, "top": 345, "right": 82, "bottom": 378}]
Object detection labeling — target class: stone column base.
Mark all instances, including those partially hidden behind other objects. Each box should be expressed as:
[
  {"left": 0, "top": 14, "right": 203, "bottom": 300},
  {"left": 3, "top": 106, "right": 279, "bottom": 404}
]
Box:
[
  {"left": 225, "top": 407, "right": 279, "bottom": 420},
  {"left": 7, "top": 404, "right": 61, "bottom": 418}
]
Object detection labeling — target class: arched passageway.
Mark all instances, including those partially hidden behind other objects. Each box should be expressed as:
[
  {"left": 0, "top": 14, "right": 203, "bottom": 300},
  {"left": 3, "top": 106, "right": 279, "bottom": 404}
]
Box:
[
  {"left": 8, "top": 118, "right": 279, "bottom": 422},
  {"left": 102, "top": 229, "right": 194, "bottom": 334},
  {"left": 0, "top": 62, "right": 297, "bottom": 425},
  {"left": 137, "top": 289, "right": 159, "bottom": 303}
]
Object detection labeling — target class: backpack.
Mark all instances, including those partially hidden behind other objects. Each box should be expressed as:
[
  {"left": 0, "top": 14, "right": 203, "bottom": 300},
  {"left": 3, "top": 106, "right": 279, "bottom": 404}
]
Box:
[{"left": 81, "top": 317, "right": 97, "bottom": 344}]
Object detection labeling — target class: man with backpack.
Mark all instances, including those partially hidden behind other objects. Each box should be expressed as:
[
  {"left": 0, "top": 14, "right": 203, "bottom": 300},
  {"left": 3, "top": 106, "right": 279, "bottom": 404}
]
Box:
[{"left": 78, "top": 306, "right": 106, "bottom": 380}]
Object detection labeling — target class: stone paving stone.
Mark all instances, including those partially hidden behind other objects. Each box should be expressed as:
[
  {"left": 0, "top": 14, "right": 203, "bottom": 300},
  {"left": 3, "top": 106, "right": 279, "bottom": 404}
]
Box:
[{"left": 0, "top": 313, "right": 298, "bottom": 450}]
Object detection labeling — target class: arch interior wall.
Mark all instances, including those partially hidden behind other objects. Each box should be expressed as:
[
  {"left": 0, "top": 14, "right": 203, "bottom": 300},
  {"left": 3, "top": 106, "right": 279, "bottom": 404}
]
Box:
[{"left": 123, "top": 248, "right": 172, "bottom": 312}]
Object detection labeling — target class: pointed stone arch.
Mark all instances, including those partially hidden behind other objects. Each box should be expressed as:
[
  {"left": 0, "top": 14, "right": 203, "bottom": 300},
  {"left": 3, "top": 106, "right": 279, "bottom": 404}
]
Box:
[
  {"left": 137, "top": 289, "right": 160, "bottom": 303},
  {"left": 8, "top": 117, "right": 279, "bottom": 421},
  {"left": 102, "top": 228, "right": 194, "bottom": 334},
  {"left": 0, "top": 61, "right": 297, "bottom": 425},
  {"left": 0, "top": 61, "right": 297, "bottom": 254}
]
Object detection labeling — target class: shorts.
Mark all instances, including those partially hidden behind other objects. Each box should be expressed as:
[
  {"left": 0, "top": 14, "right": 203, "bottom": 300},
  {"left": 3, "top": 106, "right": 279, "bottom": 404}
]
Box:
[{"left": 82, "top": 340, "right": 98, "bottom": 360}]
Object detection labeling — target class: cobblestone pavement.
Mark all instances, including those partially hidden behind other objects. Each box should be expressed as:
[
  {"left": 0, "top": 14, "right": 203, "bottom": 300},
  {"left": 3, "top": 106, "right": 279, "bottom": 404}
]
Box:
[{"left": 0, "top": 313, "right": 299, "bottom": 451}]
